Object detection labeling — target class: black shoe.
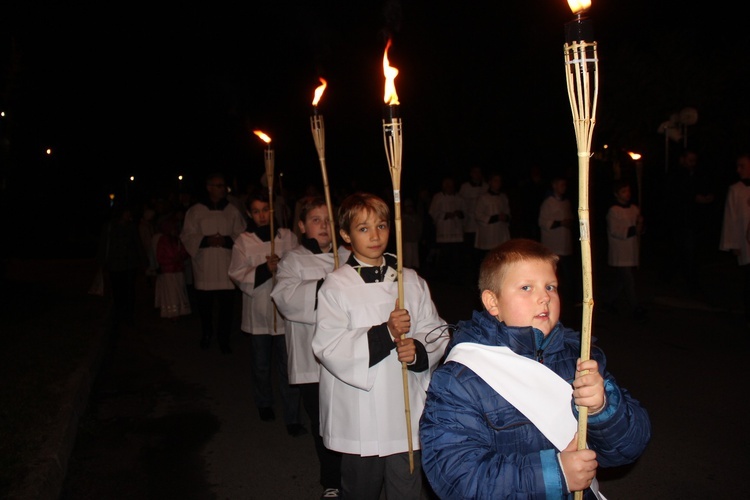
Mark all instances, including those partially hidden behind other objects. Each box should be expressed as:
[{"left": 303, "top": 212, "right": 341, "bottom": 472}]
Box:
[
  {"left": 286, "top": 423, "right": 308, "bottom": 437},
  {"left": 258, "top": 407, "right": 275, "bottom": 421},
  {"left": 200, "top": 336, "right": 210, "bottom": 350}
]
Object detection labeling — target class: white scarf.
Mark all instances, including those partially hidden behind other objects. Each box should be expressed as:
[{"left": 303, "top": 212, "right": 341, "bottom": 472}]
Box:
[{"left": 446, "top": 343, "right": 604, "bottom": 499}]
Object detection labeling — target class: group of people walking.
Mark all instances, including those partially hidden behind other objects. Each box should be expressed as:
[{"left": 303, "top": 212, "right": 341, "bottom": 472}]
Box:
[
  {"left": 124, "top": 169, "right": 651, "bottom": 499},
  {"left": 93, "top": 147, "right": 750, "bottom": 498}
]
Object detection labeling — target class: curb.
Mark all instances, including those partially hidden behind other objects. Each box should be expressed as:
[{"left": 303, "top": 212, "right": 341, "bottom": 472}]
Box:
[{"left": 7, "top": 307, "right": 112, "bottom": 500}]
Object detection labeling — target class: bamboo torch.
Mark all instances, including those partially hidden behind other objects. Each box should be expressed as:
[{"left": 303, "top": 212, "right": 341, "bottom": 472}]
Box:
[
  {"left": 310, "top": 77, "right": 340, "bottom": 269},
  {"left": 563, "top": 1, "right": 598, "bottom": 498},
  {"left": 381, "top": 38, "right": 413, "bottom": 473},
  {"left": 254, "top": 129, "right": 278, "bottom": 332}
]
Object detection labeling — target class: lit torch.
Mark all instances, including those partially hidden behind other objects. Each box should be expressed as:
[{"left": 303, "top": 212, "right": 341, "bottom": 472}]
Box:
[
  {"left": 381, "top": 37, "right": 413, "bottom": 474},
  {"left": 254, "top": 129, "right": 278, "bottom": 332},
  {"left": 310, "top": 77, "right": 340, "bottom": 268},
  {"left": 563, "top": 1, "right": 598, "bottom": 498}
]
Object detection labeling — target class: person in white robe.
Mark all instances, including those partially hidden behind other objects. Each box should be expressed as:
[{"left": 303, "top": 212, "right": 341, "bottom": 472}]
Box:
[
  {"left": 180, "top": 172, "right": 245, "bottom": 352},
  {"left": 270, "top": 197, "right": 350, "bottom": 498},
  {"left": 474, "top": 172, "right": 511, "bottom": 258},
  {"left": 313, "top": 192, "right": 450, "bottom": 500},
  {"left": 719, "top": 153, "right": 750, "bottom": 327},
  {"left": 228, "top": 190, "right": 304, "bottom": 435}
]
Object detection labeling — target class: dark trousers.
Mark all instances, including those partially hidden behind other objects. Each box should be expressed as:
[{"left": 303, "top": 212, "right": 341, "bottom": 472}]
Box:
[
  {"left": 300, "top": 382, "right": 342, "bottom": 489},
  {"left": 340, "top": 451, "right": 422, "bottom": 500},
  {"left": 435, "top": 241, "right": 464, "bottom": 284},
  {"left": 602, "top": 265, "right": 638, "bottom": 311},
  {"left": 250, "top": 334, "right": 301, "bottom": 425},
  {"left": 195, "top": 288, "right": 234, "bottom": 348}
]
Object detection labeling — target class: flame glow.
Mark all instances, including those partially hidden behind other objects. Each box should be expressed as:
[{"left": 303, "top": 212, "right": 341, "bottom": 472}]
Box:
[
  {"left": 567, "top": 0, "right": 591, "bottom": 14},
  {"left": 312, "top": 78, "right": 327, "bottom": 106},
  {"left": 382, "top": 39, "right": 400, "bottom": 105},
  {"left": 627, "top": 152, "right": 642, "bottom": 161},
  {"left": 253, "top": 130, "right": 272, "bottom": 144}
]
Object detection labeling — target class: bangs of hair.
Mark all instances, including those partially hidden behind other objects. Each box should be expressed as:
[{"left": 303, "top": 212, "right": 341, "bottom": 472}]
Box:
[
  {"left": 338, "top": 192, "right": 390, "bottom": 233},
  {"left": 478, "top": 239, "right": 559, "bottom": 293},
  {"left": 299, "top": 196, "right": 328, "bottom": 222}
]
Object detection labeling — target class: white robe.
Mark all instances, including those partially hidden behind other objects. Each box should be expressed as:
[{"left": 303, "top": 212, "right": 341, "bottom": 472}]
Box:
[
  {"left": 228, "top": 228, "right": 297, "bottom": 335},
  {"left": 312, "top": 265, "right": 449, "bottom": 457},
  {"left": 458, "top": 180, "right": 489, "bottom": 233},
  {"left": 429, "top": 192, "right": 466, "bottom": 243},
  {"left": 539, "top": 195, "right": 574, "bottom": 256},
  {"left": 180, "top": 202, "right": 246, "bottom": 291},
  {"left": 474, "top": 192, "right": 511, "bottom": 251},
  {"left": 720, "top": 181, "right": 750, "bottom": 265},
  {"left": 606, "top": 203, "right": 641, "bottom": 267},
  {"left": 270, "top": 245, "right": 351, "bottom": 384}
]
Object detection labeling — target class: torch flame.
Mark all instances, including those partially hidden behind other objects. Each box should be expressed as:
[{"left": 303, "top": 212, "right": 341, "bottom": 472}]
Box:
[
  {"left": 312, "top": 78, "right": 328, "bottom": 106},
  {"left": 382, "top": 39, "right": 400, "bottom": 105},
  {"left": 567, "top": 0, "right": 591, "bottom": 15},
  {"left": 253, "top": 130, "right": 272, "bottom": 144}
]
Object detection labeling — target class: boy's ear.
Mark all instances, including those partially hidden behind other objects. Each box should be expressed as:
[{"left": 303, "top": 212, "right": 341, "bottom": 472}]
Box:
[
  {"left": 481, "top": 290, "right": 501, "bottom": 317},
  {"left": 297, "top": 220, "right": 306, "bottom": 236},
  {"left": 339, "top": 229, "right": 351, "bottom": 243}
]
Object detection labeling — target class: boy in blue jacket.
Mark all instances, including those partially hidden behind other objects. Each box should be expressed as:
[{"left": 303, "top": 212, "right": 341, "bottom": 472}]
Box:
[{"left": 420, "top": 238, "right": 651, "bottom": 499}]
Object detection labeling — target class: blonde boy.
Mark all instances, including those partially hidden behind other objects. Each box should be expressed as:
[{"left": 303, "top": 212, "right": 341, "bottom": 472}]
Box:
[{"left": 312, "top": 192, "right": 449, "bottom": 500}]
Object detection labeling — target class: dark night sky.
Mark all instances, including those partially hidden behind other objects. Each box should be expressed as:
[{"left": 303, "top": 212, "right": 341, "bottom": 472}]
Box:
[{"left": 2, "top": 1, "right": 750, "bottom": 255}]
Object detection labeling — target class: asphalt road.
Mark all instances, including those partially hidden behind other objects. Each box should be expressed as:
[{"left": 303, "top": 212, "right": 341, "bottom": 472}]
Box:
[{"left": 56, "top": 248, "right": 749, "bottom": 500}]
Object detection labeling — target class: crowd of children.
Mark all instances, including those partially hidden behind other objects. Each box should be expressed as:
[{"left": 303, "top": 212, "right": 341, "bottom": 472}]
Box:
[{"left": 111, "top": 165, "right": 661, "bottom": 499}]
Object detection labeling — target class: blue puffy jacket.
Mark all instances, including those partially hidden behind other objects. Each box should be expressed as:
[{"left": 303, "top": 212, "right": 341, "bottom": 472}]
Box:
[{"left": 420, "top": 310, "right": 651, "bottom": 499}]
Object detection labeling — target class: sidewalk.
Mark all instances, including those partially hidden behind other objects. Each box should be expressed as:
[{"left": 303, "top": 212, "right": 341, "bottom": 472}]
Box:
[{"left": 1, "top": 258, "right": 110, "bottom": 500}]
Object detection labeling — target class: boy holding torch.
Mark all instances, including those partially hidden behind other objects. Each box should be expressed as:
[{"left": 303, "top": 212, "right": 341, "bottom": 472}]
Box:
[
  {"left": 312, "top": 192, "right": 449, "bottom": 500},
  {"left": 420, "top": 238, "right": 651, "bottom": 499}
]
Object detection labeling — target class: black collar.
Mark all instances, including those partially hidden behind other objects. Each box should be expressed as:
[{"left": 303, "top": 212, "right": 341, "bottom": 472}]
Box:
[{"left": 346, "top": 253, "right": 398, "bottom": 283}]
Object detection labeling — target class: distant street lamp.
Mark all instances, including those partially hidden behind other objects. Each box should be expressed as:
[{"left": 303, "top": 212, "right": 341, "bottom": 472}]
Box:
[{"left": 628, "top": 151, "right": 643, "bottom": 212}]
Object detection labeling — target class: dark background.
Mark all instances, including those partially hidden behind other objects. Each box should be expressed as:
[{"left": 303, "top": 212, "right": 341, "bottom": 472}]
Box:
[{"left": 2, "top": 1, "right": 749, "bottom": 256}]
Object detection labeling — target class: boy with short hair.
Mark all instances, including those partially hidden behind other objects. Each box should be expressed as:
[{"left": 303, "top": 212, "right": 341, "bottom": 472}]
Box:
[
  {"left": 270, "top": 196, "right": 350, "bottom": 499},
  {"left": 420, "top": 238, "right": 651, "bottom": 499},
  {"left": 228, "top": 190, "right": 305, "bottom": 436},
  {"left": 312, "top": 192, "right": 449, "bottom": 500}
]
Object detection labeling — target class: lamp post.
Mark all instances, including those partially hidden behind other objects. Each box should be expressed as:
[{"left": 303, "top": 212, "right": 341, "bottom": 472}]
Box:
[
  {"left": 563, "top": 3, "right": 598, "bottom": 495},
  {"left": 628, "top": 151, "right": 643, "bottom": 212},
  {"left": 628, "top": 151, "right": 644, "bottom": 270}
]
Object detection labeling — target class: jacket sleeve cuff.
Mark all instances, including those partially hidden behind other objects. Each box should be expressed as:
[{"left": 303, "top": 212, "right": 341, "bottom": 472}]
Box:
[{"left": 541, "top": 448, "right": 566, "bottom": 496}]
